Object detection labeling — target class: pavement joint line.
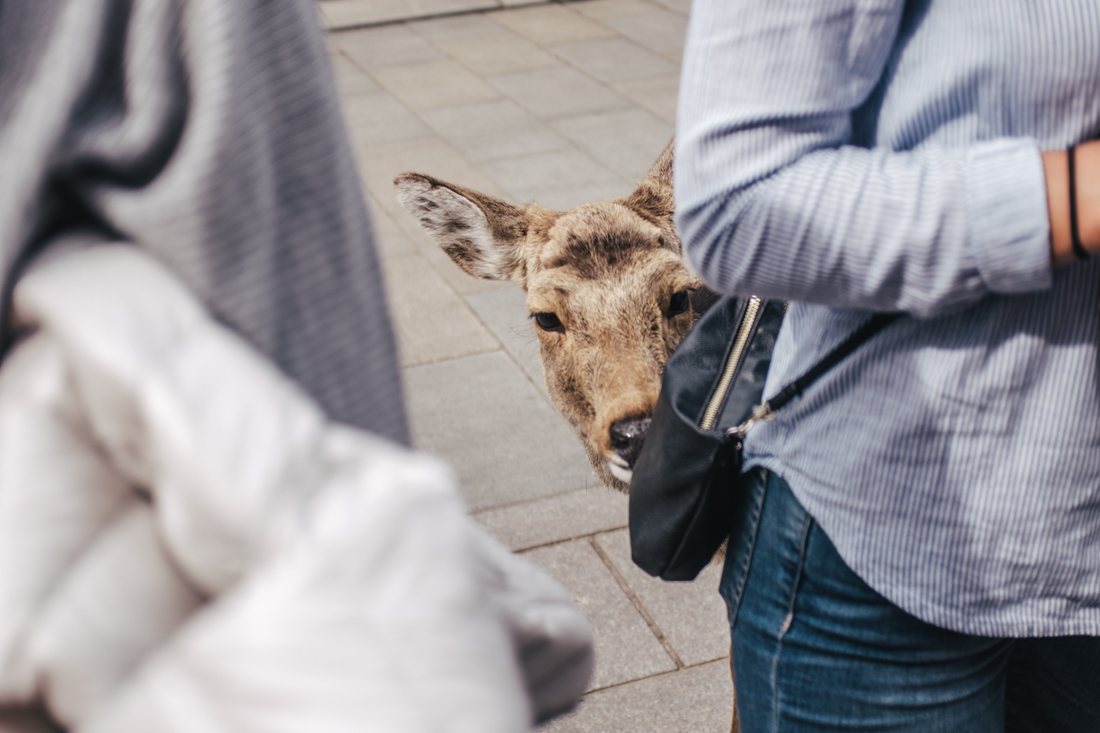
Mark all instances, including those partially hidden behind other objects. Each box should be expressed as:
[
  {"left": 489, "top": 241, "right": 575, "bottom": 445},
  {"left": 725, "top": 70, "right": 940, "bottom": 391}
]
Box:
[
  {"left": 510, "top": 525, "right": 629, "bottom": 554},
  {"left": 577, "top": 653, "right": 728, "bottom": 698},
  {"left": 459, "top": 294, "right": 551, "bottom": 399},
  {"left": 400, "top": 344, "right": 502, "bottom": 369},
  {"left": 572, "top": 651, "right": 734, "bottom": 695},
  {"left": 469, "top": 485, "right": 617, "bottom": 515},
  {"left": 588, "top": 534, "right": 687, "bottom": 671},
  {"left": 324, "top": 0, "right": 588, "bottom": 33}
]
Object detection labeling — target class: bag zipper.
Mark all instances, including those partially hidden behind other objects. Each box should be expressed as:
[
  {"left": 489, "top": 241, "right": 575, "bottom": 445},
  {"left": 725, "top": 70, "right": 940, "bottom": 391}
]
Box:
[{"left": 699, "top": 296, "right": 762, "bottom": 431}]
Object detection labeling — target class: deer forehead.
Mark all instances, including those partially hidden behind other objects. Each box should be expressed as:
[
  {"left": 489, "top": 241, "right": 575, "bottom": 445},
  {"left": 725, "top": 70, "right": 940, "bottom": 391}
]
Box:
[
  {"left": 526, "top": 202, "right": 673, "bottom": 274},
  {"left": 525, "top": 250, "right": 694, "bottom": 327}
]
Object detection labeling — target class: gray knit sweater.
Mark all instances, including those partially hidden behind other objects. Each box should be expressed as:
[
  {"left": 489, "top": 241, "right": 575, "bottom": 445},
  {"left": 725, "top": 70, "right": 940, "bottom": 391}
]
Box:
[{"left": 0, "top": 0, "right": 408, "bottom": 446}]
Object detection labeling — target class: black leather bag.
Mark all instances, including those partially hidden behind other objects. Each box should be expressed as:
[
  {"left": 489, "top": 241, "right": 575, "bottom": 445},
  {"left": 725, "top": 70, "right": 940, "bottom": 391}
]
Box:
[
  {"left": 629, "top": 297, "right": 898, "bottom": 581},
  {"left": 628, "top": 296, "right": 784, "bottom": 581}
]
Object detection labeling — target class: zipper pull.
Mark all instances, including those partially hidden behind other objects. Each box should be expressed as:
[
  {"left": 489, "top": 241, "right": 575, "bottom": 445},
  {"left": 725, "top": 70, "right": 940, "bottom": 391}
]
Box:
[{"left": 726, "top": 402, "right": 774, "bottom": 441}]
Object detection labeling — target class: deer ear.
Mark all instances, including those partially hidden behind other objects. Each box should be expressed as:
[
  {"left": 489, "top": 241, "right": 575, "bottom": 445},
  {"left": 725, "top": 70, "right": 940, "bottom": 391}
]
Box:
[
  {"left": 394, "top": 173, "right": 527, "bottom": 282},
  {"left": 622, "top": 140, "right": 675, "bottom": 235}
]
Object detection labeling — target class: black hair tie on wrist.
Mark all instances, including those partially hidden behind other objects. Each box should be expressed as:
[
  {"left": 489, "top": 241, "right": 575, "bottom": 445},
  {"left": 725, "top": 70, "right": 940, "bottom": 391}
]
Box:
[{"left": 1068, "top": 144, "right": 1089, "bottom": 261}]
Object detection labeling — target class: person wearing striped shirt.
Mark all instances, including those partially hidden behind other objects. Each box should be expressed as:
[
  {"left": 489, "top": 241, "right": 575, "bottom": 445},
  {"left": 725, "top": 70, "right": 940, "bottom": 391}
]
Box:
[{"left": 675, "top": 1, "right": 1100, "bottom": 730}]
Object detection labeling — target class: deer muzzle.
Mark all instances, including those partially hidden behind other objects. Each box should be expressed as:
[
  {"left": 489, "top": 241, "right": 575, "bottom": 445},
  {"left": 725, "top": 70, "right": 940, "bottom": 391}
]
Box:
[{"left": 606, "top": 415, "right": 652, "bottom": 482}]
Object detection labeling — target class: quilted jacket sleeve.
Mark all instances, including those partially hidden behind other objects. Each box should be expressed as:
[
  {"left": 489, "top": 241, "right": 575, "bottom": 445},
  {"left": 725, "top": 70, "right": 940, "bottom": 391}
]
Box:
[{"left": 0, "top": 245, "right": 593, "bottom": 732}]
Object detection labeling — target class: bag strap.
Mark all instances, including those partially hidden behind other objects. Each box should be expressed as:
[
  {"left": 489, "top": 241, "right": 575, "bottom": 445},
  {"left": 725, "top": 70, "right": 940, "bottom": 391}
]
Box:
[{"left": 730, "top": 311, "right": 900, "bottom": 438}]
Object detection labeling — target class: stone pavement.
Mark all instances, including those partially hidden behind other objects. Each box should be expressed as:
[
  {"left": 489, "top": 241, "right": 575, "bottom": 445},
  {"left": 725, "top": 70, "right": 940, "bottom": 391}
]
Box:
[
  {"left": 325, "top": 2, "right": 734, "bottom": 729},
  {"left": 321, "top": 0, "right": 539, "bottom": 31}
]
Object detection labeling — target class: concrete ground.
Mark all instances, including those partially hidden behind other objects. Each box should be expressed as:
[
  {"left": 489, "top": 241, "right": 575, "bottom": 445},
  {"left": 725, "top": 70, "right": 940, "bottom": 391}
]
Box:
[{"left": 323, "top": 1, "right": 734, "bottom": 729}]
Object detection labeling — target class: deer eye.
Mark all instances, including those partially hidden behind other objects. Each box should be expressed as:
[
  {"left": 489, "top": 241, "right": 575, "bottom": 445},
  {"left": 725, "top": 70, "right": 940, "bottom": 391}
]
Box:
[
  {"left": 668, "top": 290, "right": 690, "bottom": 317},
  {"left": 534, "top": 312, "right": 564, "bottom": 333}
]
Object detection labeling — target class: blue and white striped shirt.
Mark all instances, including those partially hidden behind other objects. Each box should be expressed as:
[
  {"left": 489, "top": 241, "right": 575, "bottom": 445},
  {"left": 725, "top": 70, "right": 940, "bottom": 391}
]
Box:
[{"left": 676, "top": 0, "right": 1100, "bottom": 636}]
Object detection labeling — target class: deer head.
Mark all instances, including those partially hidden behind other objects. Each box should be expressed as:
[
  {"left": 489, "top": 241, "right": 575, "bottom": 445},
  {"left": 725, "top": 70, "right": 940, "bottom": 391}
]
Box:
[{"left": 394, "top": 142, "right": 706, "bottom": 492}]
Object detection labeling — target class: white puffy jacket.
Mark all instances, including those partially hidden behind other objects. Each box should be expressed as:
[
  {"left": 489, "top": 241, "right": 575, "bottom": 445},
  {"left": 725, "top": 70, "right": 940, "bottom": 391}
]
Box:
[{"left": 0, "top": 244, "right": 593, "bottom": 733}]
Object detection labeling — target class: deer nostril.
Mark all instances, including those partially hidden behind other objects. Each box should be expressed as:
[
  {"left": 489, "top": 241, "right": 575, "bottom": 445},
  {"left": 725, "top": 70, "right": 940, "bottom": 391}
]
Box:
[{"left": 609, "top": 417, "right": 652, "bottom": 469}]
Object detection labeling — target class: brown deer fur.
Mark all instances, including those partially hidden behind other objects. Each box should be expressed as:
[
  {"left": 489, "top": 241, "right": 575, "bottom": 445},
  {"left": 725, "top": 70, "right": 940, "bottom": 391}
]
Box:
[{"left": 394, "top": 142, "right": 702, "bottom": 492}]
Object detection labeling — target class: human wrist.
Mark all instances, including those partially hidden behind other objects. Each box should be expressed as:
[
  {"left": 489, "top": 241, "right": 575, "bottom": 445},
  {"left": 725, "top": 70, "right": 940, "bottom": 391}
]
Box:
[
  {"left": 1045, "top": 140, "right": 1100, "bottom": 266},
  {"left": 1076, "top": 141, "right": 1100, "bottom": 253}
]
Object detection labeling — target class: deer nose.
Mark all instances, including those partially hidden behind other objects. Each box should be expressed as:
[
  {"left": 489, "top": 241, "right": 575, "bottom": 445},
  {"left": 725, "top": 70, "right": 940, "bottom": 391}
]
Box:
[{"left": 609, "top": 416, "right": 651, "bottom": 469}]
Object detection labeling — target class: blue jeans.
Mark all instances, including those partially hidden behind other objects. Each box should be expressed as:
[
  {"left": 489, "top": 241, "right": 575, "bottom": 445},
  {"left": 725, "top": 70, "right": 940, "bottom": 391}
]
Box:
[{"left": 720, "top": 470, "right": 1100, "bottom": 732}]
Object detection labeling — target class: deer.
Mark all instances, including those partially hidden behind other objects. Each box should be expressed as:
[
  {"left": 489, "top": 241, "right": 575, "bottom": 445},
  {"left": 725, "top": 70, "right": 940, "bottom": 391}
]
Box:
[
  {"left": 395, "top": 141, "right": 742, "bottom": 733},
  {"left": 393, "top": 141, "right": 720, "bottom": 493}
]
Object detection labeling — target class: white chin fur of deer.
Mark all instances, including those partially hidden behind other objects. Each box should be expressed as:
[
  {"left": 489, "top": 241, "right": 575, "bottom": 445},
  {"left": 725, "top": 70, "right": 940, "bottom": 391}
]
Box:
[{"left": 606, "top": 458, "right": 633, "bottom": 484}]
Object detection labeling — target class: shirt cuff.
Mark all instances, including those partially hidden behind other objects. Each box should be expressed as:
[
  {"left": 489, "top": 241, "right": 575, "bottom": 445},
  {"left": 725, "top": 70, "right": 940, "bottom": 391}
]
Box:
[{"left": 966, "top": 138, "right": 1053, "bottom": 295}]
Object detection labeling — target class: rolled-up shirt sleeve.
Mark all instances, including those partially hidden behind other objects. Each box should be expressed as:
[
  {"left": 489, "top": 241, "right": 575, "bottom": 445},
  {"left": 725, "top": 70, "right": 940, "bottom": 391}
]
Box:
[{"left": 674, "top": 0, "right": 1053, "bottom": 318}]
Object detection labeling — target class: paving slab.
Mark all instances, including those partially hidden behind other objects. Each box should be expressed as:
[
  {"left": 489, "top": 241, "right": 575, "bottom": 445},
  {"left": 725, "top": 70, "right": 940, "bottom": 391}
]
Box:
[
  {"left": 320, "top": 0, "right": 506, "bottom": 29},
  {"left": 611, "top": 73, "right": 679, "bottom": 125},
  {"left": 420, "top": 99, "right": 571, "bottom": 163},
  {"left": 367, "top": 193, "right": 420, "bottom": 259},
  {"left": 463, "top": 285, "right": 546, "bottom": 394},
  {"left": 598, "top": 9, "right": 688, "bottom": 62},
  {"left": 488, "top": 65, "right": 633, "bottom": 120},
  {"left": 381, "top": 254, "right": 500, "bottom": 367},
  {"left": 479, "top": 148, "right": 630, "bottom": 210},
  {"left": 407, "top": 0, "right": 499, "bottom": 17},
  {"left": 539, "top": 659, "right": 734, "bottom": 733},
  {"left": 371, "top": 59, "right": 503, "bottom": 112},
  {"left": 571, "top": 0, "right": 666, "bottom": 20},
  {"left": 404, "top": 351, "right": 595, "bottom": 510},
  {"left": 474, "top": 487, "right": 627, "bottom": 551},
  {"left": 409, "top": 13, "right": 506, "bottom": 40},
  {"left": 549, "top": 37, "right": 677, "bottom": 83},
  {"left": 320, "top": 0, "right": 415, "bottom": 30},
  {"left": 332, "top": 24, "right": 446, "bottom": 70},
  {"left": 521, "top": 180, "right": 635, "bottom": 212},
  {"left": 494, "top": 4, "right": 616, "bottom": 45},
  {"left": 341, "top": 91, "right": 434, "bottom": 148},
  {"left": 551, "top": 107, "right": 672, "bottom": 181},
  {"left": 321, "top": 0, "right": 685, "bottom": 31},
  {"left": 435, "top": 31, "right": 561, "bottom": 76},
  {"left": 595, "top": 529, "right": 730, "bottom": 667},
  {"left": 355, "top": 135, "right": 509, "bottom": 222},
  {"left": 330, "top": 50, "right": 382, "bottom": 96},
  {"left": 648, "top": 0, "right": 691, "bottom": 15},
  {"left": 522, "top": 539, "right": 676, "bottom": 690}
]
